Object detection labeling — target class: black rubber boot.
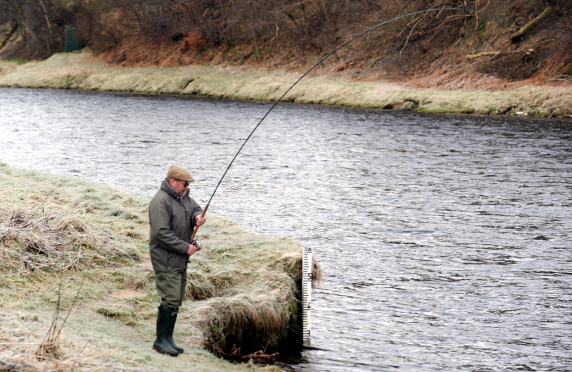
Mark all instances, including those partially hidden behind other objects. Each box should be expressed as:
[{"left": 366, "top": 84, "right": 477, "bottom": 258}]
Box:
[
  {"left": 167, "top": 307, "right": 184, "bottom": 354},
  {"left": 153, "top": 306, "right": 179, "bottom": 357}
]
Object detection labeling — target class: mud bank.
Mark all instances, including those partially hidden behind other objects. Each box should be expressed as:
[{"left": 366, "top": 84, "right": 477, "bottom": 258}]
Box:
[
  {"left": 1, "top": 52, "right": 571, "bottom": 118},
  {"left": 0, "top": 163, "right": 320, "bottom": 371}
]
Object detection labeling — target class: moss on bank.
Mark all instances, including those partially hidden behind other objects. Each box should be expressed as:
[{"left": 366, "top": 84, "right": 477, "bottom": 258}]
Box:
[
  {"left": 0, "top": 163, "right": 320, "bottom": 371},
  {"left": 0, "top": 52, "right": 571, "bottom": 118}
]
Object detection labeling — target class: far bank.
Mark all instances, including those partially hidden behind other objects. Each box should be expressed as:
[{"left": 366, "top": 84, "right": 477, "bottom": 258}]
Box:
[{"left": 0, "top": 52, "right": 571, "bottom": 118}]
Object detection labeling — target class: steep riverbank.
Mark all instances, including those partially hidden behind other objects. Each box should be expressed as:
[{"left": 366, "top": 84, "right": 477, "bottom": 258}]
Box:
[
  {"left": 0, "top": 163, "right": 320, "bottom": 371},
  {"left": 1, "top": 52, "right": 571, "bottom": 118}
]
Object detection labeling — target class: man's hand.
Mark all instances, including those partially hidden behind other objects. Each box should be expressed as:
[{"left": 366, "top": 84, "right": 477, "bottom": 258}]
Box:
[
  {"left": 195, "top": 215, "right": 206, "bottom": 226},
  {"left": 187, "top": 244, "right": 198, "bottom": 256}
]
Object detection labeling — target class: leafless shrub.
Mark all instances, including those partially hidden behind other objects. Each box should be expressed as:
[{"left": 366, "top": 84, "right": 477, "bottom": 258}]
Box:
[{"left": 0, "top": 279, "right": 141, "bottom": 372}]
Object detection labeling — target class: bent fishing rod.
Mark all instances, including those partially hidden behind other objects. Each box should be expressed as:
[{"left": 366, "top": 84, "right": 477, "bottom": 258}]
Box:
[{"left": 190, "top": 7, "right": 477, "bottom": 242}]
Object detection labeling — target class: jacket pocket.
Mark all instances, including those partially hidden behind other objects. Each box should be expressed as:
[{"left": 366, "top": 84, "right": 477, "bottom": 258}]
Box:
[{"left": 166, "top": 250, "right": 173, "bottom": 270}]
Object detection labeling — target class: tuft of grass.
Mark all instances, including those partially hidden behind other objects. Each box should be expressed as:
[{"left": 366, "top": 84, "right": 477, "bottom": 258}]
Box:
[
  {"left": 0, "top": 311, "right": 139, "bottom": 371},
  {"left": 182, "top": 216, "right": 321, "bottom": 355},
  {"left": 96, "top": 304, "right": 137, "bottom": 324}
]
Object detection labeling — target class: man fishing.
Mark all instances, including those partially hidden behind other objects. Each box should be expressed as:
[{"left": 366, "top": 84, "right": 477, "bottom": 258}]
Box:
[{"left": 148, "top": 165, "right": 205, "bottom": 356}]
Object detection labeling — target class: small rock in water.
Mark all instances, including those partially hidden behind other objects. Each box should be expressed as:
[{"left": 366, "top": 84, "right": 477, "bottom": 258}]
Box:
[{"left": 533, "top": 235, "right": 549, "bottom": 240}]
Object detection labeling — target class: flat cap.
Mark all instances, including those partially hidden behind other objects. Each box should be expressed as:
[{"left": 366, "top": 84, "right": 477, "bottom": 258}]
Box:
[{"left": 167, "top": 165, "right": 195, "bottom": 182}]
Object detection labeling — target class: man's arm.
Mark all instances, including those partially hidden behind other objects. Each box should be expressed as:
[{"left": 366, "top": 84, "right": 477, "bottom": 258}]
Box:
[{"left": 188, "top": 197, "right": 204, "bottom": 228}]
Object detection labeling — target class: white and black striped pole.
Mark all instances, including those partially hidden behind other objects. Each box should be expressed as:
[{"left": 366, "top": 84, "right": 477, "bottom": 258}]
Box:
[{"left": 302, "top": 246, "right": 312, "bottom": 345}]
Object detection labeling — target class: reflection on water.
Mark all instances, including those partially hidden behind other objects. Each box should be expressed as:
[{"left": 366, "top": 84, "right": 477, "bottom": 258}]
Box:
[{"left": 1, "top": 88, "right": 571, "bottom": 371}]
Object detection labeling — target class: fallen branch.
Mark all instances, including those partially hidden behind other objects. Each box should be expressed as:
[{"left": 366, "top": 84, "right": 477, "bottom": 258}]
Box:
[
  {"left": 511, "top": 7, "right": 552, "bottom": 42},
  {"left": 466, "top": 51, "right": 500, "bottom": 59},
  {"left": 466, "top": 49, "right": 535, "bottom": 59},
  {"left": 548, "top": 75, "right": 572, "bottom": 81}
]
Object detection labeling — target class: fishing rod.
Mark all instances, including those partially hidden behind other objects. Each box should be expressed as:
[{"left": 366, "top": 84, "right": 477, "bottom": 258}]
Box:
[{"left": 190, "top": 7, "right": 477, "bottom": 242}]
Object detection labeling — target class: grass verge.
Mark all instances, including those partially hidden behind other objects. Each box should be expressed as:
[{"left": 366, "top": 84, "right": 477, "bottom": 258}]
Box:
[
  {"left": 0, "top": 52, "right": 571, "bottom": 118},
  {"left": 0, "top": 162, "right": 321, "bottom": 371}
]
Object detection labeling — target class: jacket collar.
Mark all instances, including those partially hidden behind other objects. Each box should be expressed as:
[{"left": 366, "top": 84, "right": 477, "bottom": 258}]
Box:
[{"left": 161, "top": 178, "right": 188, "bottom": 199}]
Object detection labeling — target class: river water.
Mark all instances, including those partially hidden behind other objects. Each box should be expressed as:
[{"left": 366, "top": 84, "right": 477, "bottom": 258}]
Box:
[{"left": 1, "top": 88, "right": 571, "bottom": 371}]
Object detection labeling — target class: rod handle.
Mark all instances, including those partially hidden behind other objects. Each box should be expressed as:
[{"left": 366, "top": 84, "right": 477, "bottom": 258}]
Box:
[{"left": 190, "top": 203, "right": 209, "bottom": 242}]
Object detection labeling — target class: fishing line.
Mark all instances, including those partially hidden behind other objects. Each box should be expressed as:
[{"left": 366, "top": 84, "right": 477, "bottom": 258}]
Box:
[{"left": 191, "top": 7, "right": 477, "bottom": 240}]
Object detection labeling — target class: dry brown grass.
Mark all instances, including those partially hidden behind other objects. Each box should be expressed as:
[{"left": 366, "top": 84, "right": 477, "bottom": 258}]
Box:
[{"left": 0, "top": 202, "right": 139, "bottom": 275}]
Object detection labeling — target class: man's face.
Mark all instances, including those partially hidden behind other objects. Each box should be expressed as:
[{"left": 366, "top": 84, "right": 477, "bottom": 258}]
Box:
[{"left": 169, "top": 179, "right": 189, "bottom": 196}]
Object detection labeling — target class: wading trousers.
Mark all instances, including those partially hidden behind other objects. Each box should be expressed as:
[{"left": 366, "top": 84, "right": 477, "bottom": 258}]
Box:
[{"left": 154, "top": 269, "right": 187, "bottom": 309}]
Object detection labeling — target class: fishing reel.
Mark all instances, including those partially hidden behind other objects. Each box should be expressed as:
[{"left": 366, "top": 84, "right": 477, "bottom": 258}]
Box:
[{"left": 191, "top": 239, "right": 202, "bottom": 251}]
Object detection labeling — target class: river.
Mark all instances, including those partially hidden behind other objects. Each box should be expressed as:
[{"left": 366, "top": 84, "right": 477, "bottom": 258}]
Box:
[{"left": 1, "top": 87, "right": 571, "bottom": 371}]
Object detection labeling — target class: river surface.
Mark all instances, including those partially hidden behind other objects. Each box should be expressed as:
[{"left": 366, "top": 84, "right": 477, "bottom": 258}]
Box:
[{"left": 1, "top": 87, "right": 571, "bottom": 371}]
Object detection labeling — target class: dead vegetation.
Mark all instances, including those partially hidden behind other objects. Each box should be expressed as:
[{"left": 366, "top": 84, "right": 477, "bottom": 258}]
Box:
[
  {"left": 0, "top": 199, "right": 140, "bottom": 275},
  {"left": 0, "top": 207, "right": 135, "bottom": 274},
  {"left": 0, "top": 314, "right": 144, "bottom": 371}
]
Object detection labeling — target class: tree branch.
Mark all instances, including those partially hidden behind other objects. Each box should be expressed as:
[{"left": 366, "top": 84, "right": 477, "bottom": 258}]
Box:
[{"left": 511, "top": 7, "right": 552, "bottom": 42}]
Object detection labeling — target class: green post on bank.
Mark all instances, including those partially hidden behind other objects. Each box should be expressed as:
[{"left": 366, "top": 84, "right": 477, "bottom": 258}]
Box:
[{"left": 65, "top": 27, "right": 82, "bottom": 53}]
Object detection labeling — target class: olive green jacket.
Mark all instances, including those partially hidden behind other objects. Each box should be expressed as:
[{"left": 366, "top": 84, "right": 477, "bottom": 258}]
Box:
[{"left": 149, "top": 178, "right": 203, "bottom": 272}]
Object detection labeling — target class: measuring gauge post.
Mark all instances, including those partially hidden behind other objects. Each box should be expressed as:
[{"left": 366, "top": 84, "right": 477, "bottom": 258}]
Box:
[{"left": 302, "top": 246, "right": 313, "bottom": 346}]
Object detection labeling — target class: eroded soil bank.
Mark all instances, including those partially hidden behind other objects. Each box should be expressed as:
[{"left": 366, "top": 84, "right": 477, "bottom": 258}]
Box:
[
  {"left": 1, "top": 52, "right": 571, "bottom": 118},
  {"left": 0, "top": 163, "right": 320, "bottom": 371}
]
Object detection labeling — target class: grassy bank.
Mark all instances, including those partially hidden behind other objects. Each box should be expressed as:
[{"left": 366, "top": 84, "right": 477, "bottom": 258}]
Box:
[
  {"left": 0, "top": 163, "right": 321, "bottom": 371},
  {"left": 0, "top": 52, "right": 571, "bottom": 118}
]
